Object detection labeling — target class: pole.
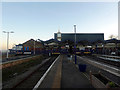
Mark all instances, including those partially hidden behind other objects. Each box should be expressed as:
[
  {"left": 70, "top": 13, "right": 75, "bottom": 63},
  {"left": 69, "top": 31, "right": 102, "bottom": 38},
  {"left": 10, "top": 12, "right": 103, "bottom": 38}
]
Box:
[
  {"left": 3, "top": 31, "right": 14, "bottom": 59},
  {"left": 74, "top": 25, "right": 77, "bottom": 64},
  {"left": 74, "top": 25, "right": 76, "bottom": 45},
  {"left": 7, "top": 32, "right": 9, "bottom": 59},
  {"left": 34, "top": 40, "right": 35, "bottom": 55}
]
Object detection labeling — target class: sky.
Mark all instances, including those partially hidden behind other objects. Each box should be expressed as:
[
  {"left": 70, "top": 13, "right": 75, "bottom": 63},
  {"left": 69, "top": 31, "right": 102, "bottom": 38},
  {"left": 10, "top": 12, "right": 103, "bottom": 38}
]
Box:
[{"left": 1, "top": 1, "right": 118, "bottom": 50}]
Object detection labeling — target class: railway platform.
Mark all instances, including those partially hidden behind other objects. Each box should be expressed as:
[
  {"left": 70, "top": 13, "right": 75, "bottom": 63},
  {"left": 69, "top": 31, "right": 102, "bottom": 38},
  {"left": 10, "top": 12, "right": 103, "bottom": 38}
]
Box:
[
  {"left": 34, "top": 55, "right": 94, "bottom": 89},
  {"left": 61, "top": 55, "right": 94, "bottom": 88}
]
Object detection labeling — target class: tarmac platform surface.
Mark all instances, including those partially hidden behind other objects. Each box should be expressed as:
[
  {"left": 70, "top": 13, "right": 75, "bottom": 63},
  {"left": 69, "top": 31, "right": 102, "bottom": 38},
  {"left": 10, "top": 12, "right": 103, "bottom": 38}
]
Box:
[
  {"left": 61, "top": 55, "right": 94, "bottom": 88},
  {"left": 38, "top": 55, "right": 94, "bottom": 88}
]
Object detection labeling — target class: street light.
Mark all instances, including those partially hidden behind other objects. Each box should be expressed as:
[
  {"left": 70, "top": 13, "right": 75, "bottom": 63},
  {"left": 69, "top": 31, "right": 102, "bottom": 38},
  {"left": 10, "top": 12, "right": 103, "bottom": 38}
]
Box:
[
  {"left": 3, "top": 31, "right": 14, "bottom": 59},
  {"left": 74, "top": 25, "right": 77, "bottom": 64}
]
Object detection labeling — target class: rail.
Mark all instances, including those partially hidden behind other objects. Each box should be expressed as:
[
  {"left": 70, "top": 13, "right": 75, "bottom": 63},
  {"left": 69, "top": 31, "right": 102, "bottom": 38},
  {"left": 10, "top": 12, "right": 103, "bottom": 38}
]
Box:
[{"left": 78, "top": 56, "right": 120, "bottom": 77}]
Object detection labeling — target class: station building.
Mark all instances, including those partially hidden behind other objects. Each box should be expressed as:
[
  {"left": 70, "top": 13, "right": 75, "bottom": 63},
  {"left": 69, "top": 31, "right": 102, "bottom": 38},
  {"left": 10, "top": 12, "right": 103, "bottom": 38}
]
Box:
[{"left": 54, "top": 31, "right": 104, "bottom": 43}]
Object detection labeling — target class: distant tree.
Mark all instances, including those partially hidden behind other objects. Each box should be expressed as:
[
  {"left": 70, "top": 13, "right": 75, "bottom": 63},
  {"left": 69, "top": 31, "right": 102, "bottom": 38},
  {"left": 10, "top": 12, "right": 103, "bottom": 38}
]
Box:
[{"left": 109, "top": 34, "right": 116, "bottom": 39}]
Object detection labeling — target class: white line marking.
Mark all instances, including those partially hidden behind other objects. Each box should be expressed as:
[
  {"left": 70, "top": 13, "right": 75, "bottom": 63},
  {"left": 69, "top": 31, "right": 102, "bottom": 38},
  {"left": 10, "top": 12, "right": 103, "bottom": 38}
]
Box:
[
  {"left": 102, "top": 55, "right": 120, "bottom": 58},
  {"left": 99, "top": 57, "right": 120, "bottom": 62},
  {"left": 33, "top": 55, "right": 60, "bottom": 90}
]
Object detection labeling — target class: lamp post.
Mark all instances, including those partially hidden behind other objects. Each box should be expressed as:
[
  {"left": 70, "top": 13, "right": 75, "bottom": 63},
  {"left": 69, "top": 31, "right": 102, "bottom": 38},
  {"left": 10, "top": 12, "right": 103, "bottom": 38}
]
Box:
[
  {"left": 74, "top": 25, "right": 77, "bottom": 64},
  {"left": 3, "top": 31, "right": 14, "bottom": 59}
]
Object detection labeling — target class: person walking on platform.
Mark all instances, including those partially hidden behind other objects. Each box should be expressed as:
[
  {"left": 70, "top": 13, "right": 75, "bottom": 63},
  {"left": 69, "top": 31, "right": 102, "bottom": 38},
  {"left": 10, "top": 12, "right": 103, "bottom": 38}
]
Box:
[{"left": 67, "top": 45, "right": 73, "bottom": 61}]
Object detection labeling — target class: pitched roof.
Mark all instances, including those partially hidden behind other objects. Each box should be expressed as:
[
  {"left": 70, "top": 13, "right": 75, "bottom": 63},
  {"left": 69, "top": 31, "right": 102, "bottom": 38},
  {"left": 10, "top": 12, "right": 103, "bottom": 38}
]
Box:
[
  {"left": 105, "top": 38, "right": 120, "bottom": 43},
  {"left": 44, "top": 38, "right": 58, "bottom": 44}
]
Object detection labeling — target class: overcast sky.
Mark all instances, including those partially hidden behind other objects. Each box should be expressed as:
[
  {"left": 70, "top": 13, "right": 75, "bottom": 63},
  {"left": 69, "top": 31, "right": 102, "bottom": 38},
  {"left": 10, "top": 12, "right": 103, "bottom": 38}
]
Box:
[{"left": 1, "top": 2, "right": 118, "bottom": 50}]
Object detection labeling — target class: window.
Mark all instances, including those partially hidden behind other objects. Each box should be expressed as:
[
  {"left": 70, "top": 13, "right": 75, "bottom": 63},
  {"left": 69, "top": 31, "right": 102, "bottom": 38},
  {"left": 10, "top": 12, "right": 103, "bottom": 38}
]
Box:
[
  {"left": 27, "top": 47, "right": 29, "bottom": 51},
  {"left": 57, "top": 33, "right": 61, "bottom": 37},
  {"left": 24, "top": 47, "right": 26, "bottom": 51}
]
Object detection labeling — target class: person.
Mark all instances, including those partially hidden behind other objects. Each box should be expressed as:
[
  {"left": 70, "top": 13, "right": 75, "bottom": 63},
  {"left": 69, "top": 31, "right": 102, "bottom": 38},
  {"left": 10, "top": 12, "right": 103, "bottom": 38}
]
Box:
[
  {"left": 69, "top": 45, "right": 73, "bottom": 54},
  {"left": 68, "top": 45, "right": 73, "bottom": 61}
]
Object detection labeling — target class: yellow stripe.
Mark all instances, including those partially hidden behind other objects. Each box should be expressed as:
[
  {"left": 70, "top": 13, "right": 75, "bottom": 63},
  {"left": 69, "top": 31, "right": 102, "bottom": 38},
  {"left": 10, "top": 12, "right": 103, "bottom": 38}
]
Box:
[
  {"left": 84, "top": 52, "right": 91, "bottom": 54},
  {"left": 52, "top": 53, "right": 60, "bottom": 54}
]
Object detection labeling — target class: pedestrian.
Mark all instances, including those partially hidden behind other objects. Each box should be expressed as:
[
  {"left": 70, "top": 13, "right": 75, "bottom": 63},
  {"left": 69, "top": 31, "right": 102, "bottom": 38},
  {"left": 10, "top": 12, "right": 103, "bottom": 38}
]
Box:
[{"left": 68, "top": 45, "right": 73, "bottom": 62}]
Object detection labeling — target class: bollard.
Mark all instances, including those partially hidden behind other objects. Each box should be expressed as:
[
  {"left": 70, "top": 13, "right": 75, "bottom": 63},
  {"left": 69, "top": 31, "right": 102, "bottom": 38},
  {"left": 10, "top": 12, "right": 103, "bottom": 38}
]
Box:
[{"left": 89, "top": 70, "right": 92, "bottom": 84}]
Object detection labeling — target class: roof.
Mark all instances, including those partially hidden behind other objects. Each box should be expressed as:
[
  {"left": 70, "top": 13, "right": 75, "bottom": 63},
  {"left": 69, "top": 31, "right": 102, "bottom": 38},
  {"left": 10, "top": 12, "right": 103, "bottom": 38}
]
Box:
[
  {"left": 16, "top": 44, "right": 23, "bottom": 46},
  {"left": 22, "top": 39, "right": 44, "bottom": 48},
  {"left": 104, "top": 38, "right": 120, "bottom": 43},
  {"left": 44, "top": 38, "right": 58, "bottom": 44}
]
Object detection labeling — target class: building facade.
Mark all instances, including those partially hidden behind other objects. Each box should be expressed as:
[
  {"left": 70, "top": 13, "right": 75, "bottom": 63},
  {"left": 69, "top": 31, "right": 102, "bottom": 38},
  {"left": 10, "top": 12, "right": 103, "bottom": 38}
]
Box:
[{"left": 54, "top": 32, "right": 104, "bottom": 43}]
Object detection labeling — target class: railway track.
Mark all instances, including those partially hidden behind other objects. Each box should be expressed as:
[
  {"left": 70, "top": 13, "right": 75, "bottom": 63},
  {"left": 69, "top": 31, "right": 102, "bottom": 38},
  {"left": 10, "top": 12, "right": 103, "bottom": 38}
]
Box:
[
  {"left": 4, "top": 55, "right": 59, "bottom": 89},
  {"left": 77, "top": 55, "right": 120, "bottom": 86},
  {"left": 2, "top": 54, "right": 120, "bottom": 89},
  {"left": 84, "top": 55, "right": 120, "bottom": 68}
]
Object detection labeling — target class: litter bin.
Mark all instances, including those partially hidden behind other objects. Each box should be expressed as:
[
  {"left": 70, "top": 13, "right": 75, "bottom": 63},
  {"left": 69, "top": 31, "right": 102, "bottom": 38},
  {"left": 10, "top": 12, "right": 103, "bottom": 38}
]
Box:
[{"left": 78, "top": 64, "right": 87, "bottom": 72}]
